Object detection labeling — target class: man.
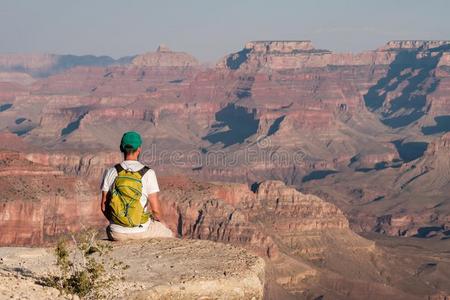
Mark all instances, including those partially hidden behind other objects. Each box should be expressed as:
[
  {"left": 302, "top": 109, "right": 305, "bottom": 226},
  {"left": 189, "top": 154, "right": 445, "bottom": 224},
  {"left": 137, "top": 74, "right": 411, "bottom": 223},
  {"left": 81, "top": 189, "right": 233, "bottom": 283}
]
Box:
[{"left": 101, "top": 131, "right": 173, "bottom": 241}]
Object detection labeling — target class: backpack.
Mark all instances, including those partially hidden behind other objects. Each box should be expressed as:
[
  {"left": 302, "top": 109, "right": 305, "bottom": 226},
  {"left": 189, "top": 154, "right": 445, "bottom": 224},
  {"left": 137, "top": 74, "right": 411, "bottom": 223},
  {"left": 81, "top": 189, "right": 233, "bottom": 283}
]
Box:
[{"left": 107, "top": 164, "right": 152, "bottom": 227}]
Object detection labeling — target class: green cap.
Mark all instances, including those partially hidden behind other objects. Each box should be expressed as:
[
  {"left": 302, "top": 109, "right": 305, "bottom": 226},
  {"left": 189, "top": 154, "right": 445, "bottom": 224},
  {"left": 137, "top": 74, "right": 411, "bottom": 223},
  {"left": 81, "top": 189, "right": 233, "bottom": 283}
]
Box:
[{"left": 120, "top": 131, "right": 142, "bottom": 151}]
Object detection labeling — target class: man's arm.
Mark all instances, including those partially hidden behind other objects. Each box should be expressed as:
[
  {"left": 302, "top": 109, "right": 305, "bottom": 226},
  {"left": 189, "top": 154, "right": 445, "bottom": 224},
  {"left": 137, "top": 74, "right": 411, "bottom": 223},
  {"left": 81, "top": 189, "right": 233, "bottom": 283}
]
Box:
[
  {"left": 148, "top": 193, "right": 162, "bottom": 222},
  {"left": 100, "top": 167, "right": 115, "bottom": 220},
  {"left": 101, "top": 191, "right": 109, "bottom": 219}
]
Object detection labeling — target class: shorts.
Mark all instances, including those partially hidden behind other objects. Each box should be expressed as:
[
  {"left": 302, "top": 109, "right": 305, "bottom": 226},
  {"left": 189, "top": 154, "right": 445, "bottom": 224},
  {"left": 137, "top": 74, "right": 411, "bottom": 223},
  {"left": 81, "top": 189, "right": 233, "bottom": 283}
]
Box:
[{"left": 106, "top": 221, "right": 174, "bottom": 241}]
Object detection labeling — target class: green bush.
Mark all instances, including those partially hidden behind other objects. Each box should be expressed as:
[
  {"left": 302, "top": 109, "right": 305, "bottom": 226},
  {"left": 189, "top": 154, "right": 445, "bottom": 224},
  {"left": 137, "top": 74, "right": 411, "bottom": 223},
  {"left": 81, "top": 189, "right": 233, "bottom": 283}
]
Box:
[{"left": 39, "top": 229, "right": 122, "bottom": 299}]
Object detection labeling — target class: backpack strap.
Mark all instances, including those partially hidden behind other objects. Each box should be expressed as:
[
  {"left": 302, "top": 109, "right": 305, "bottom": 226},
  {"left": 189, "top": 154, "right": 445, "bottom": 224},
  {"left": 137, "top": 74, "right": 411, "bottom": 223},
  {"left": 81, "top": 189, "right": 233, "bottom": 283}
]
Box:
[
  {"left": 114, "top": 163, "right": 149, "bottom": 176},
  {"left": 114, "top": 164, "right": 124, "bottom": 173},
  {"left": 138, "top": 166, "right": 151, "bottom": 214},
  {"left": 138, "top": 166, "right": 150, "bottom": 177}
]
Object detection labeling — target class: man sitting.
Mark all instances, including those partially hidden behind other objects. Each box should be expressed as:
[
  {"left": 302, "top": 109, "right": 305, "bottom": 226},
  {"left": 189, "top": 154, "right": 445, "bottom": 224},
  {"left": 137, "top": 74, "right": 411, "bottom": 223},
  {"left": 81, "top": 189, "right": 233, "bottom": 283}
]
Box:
[{"left": 100, "top": 131, "right": 173, "bottom": 241}]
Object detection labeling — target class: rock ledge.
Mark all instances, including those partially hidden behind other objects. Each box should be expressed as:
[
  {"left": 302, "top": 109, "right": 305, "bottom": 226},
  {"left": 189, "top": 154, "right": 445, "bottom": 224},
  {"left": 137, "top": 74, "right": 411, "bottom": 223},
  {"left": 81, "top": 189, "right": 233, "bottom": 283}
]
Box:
[{"left": 0, "top": 238, "right": 265, "bottom": 300}]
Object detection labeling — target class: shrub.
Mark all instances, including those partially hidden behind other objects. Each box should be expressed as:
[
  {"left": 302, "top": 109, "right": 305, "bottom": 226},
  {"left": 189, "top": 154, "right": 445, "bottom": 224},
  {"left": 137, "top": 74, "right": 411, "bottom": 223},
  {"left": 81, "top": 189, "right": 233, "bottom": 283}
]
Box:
[{"left": 39, "top": 229, "right": 123, "bottom": 299}]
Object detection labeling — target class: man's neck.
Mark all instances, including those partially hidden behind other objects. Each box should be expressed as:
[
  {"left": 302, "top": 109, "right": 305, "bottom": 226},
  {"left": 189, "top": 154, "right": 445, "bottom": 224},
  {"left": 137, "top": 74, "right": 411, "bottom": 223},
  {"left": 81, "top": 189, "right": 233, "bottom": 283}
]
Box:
[{"left": 124, "top": 155, "right": 139, "bottom": 161}]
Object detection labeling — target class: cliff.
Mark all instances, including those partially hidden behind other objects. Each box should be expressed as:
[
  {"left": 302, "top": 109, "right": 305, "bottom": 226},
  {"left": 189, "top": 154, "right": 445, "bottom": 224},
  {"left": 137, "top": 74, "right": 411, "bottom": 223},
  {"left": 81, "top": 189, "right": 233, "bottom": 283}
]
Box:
[
  {"left": 218, "top": 40, "right": 450, "bottom": 71},
  {"left": 380, "top": 40, "right": 450, "bottom": 50},
  {"left": 0, "top": 239, "right": 265, "bottom": 300},
  {"left": 0, "top": 150, "right": 106, "bottom": 245},
  {"left": 218, "top": 40, "right": 388, "bottom": 70},
  {"left": 0, "top": 53, "right": 57, "bottom": 72}
]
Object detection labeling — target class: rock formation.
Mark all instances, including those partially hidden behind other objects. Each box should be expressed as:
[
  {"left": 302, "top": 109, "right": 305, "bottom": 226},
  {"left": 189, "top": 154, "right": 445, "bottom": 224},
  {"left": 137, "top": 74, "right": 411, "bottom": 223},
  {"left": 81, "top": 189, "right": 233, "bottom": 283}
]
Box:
[
  {"left": 0, "top": 150, "right": 106, "bottom": 245},
  {"left": 155, "top": 178, "right": 450, "bottom": 299},
  {"left": 217, "top": 39, "right": 400, "bottom": 70},
  {"left": 381, "top": 40, "right": 450, "bottom": 50},
  {"left": 131, "top": 45, "right": 199, "bottom": 67},
  {"left": 0, "top": 53, "right": 57, "bottom": 73}
]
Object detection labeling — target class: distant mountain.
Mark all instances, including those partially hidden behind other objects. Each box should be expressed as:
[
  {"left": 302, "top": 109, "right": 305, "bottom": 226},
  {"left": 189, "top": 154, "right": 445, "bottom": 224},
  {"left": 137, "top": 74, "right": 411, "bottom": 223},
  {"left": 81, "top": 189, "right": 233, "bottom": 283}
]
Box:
[{"left": 0, "top": 53, "right": 135, "bottom": 76}]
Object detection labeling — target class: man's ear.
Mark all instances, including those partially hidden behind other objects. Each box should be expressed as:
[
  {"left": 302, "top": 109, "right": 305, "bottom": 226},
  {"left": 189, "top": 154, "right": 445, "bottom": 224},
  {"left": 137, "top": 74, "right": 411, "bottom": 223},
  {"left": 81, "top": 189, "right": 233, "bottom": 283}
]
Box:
[{"left": 136, "top": 147, "right": 142, "bottom": 160}]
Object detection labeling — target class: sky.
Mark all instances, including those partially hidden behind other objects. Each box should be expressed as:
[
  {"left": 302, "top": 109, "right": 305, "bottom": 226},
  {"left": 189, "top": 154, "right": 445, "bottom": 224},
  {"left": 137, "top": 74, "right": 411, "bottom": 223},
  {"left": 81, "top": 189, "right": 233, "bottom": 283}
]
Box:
[{"left": 0, "top": 0, "right": 449, "bottom": 62}]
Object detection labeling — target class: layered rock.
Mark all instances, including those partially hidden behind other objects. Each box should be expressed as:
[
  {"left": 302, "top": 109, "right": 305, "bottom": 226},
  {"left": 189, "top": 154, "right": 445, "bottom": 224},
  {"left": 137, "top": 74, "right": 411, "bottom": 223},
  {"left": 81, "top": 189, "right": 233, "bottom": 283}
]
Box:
[
  {"left": 0, "top": 71, "right": 36, "bottom": 85},
  {"left": 219, "top": 40, "right": 450, "bottom": 73},
  {"left": 245, "top": 40, "right": 316, "bottom": 52},
  {"left": 218, "top": 40, "right": 400, "bottom": 70},
  {"left": 380, "top": 40, "right": 450, "bottom": 51},
  {"left": 156, "top": 178, "right": 449, "bottom": 299},
  {"left": 0, "top": 151, "right": 105, "bottom": 246},
  {"left": 24, "top": 151, "right": 121, "bottom": 178},
  {"left": 0, "top": 53, "right": 57, "bottom": 72},
  {"left": 158, "top": 178, "right": 362, "bottom": 260}
]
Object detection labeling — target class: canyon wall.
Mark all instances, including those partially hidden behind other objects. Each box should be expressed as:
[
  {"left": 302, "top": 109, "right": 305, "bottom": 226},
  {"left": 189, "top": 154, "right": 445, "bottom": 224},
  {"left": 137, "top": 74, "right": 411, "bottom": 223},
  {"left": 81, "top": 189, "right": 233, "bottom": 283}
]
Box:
[
  {"left": 1, "top": 40, "right": 450, "bottom": 238},
  {"left": 0, "top": 151, "right": 448, "bottom": 299},
  {"left": 0, "top": 151, "right": 106, "bottom": 245}
]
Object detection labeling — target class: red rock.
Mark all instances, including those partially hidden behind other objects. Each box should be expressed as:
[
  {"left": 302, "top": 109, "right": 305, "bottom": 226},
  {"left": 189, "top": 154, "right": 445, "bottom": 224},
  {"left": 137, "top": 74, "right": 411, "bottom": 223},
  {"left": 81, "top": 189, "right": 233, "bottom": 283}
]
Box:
[{"left": 0, "top": 151, "right": 106, "bottom": 245}]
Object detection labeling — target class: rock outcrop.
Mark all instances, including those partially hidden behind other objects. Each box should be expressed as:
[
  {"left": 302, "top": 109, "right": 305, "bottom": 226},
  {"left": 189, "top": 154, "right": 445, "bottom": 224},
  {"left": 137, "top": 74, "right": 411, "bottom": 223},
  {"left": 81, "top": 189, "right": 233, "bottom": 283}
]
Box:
[
  {"left": 380, "top": 40, "right": 450, "bottom": 51},
  {"left": 245, "top": 40, "right": 316, "bottom": 52},
  {"left": 219, "top": 40, "right": 450, "bottom": 70},
  {"left": 0, "top": 239, "right": 265, "bottom": 300},
  {"left": 218, "top": 40, "right": 396, "bottom": 70},
  {"left": 0, "top": 150, "right": 105, "bottom": 245},
  {"left": 157, "top": 178, "right": 352, "bottom": 259},
  {"left": 131, "top": 45, "right": 199, "bottom": 67},
  {"left": 0, "top": 53, "right": 57, "bottom": 73},
  {"left": 156, "top": 178, "right": 449, "bottom": 299},
  {"left": 0, "top": 72, "right": 36, "bottom": 85}
]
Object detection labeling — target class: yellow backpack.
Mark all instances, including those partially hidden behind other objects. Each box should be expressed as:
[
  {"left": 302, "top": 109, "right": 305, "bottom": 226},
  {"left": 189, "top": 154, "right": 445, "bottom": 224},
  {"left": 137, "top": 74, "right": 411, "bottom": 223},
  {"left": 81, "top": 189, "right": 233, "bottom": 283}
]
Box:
[{"left": 108, "top": 164, "right": 151, "bottom": 227}]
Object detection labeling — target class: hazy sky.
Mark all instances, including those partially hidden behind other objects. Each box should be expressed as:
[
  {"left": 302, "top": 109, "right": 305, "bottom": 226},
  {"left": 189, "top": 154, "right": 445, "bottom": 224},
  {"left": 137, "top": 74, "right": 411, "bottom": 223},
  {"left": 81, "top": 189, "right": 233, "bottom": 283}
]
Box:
[{"left": 0, "top": 0, "right": 448, "bottom": 62}]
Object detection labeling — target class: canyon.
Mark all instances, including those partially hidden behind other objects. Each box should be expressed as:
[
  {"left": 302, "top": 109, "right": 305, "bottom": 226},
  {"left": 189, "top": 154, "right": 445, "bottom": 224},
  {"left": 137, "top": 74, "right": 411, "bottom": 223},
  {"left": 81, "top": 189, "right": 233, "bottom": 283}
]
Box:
[
  {"left": 1, "top": 150, "right": 449, "bottom": 299},
  {"left": 1, "top": 40, "right": 449, "bottom": 236},
  {"left": 1, "top": 40, "right": 450, "bottom": 299}
]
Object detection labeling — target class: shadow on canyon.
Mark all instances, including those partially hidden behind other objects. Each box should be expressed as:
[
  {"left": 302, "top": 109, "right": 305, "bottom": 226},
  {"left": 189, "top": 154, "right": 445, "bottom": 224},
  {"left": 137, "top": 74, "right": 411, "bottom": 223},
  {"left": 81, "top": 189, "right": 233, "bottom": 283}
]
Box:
[
  {"left": 363, "top": 45, "right": 450, "bottom": 128},
  {"left": 0, "top": 103, "right": 12, "bottom": 112},
  {"left": 392, "top": 140, "right": 428, "bottom": 162},
  {"left": 203, "top": 103, "right": 259, "bottom": 147},
  {"left": 422, "top": 115, "right": 450, "bottom": 135}
]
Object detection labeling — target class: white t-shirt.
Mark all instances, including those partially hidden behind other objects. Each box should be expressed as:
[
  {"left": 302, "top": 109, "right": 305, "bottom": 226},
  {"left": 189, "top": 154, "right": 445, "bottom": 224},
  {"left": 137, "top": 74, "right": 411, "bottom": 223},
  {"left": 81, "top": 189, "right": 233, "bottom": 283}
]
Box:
[{"left": 101, "top": 160, "right": 160, "bottom": 233}]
